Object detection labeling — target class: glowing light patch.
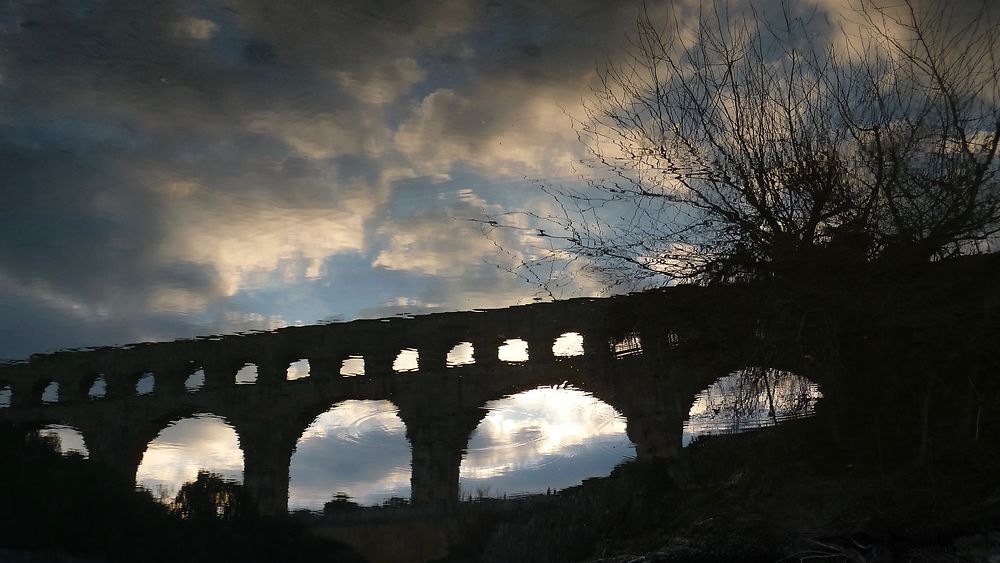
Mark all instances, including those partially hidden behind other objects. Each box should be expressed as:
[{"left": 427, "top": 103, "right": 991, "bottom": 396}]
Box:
[
  {"left": 447, "top": 342, "right": 475, "bottom": 367},
  {"left": 393, "top": 349, "right": 419, "bottom": 372},
  {"left": 683, "top": 367, "right": 823, "bottom": 446},
  {"left": 235, "top": 364, "right": 257, "bottom": 385},
  {"left": 136, "top": 414, "right": 244, "bottom": 502},
  {"left": 38, "top": 424, "right": 89, "bottom": 457},
  {"left": 287, "top": 359, "right": 310, "bottom": 381},
  {"left": 460, "top": 385, "right": 633, "bottom": 498},
  {"left": 498, "top": 339, "right": 529, "bottom": 363},
  {"left": 289, "top": 400, "right": 410, "bottom": 509},
  {"left": 341, "top": 356, "right": 365, "bottom": 377},
  {"left": 552, "top": 332, "right": 584, "bottom": 357}
]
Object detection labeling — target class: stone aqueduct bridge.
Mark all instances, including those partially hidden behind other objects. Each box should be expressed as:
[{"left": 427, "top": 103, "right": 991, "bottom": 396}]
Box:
[{"left": 0, "top": 289, "right": 768, "bottom": 515}]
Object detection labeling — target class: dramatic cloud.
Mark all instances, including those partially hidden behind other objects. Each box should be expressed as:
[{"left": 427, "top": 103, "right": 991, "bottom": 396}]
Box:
[
  {"left": 459, "top": 386, "right": 633, "bottom": 496},
  {"left": 3, "top": 0, "right": 979, "bottom": 358}
]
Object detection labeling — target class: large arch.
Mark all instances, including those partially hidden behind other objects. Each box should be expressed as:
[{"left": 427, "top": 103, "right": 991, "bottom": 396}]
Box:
[
  {"left": 288, "top": 399, "right": 411, "bottom": 511},
  {"left": 134, "top": 411, "right": 245, "bottom": 502},
  {"left": 459, "top": 384, "right": 634, "bottom": 499}
]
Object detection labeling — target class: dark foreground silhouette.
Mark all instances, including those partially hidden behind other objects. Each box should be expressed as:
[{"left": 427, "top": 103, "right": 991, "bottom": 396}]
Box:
[
  {"left": 0, "top": 424, "right": 366, "bottom": 563},
  {"left": 2, "top": 255, "right": 999, "bottom": 562}
]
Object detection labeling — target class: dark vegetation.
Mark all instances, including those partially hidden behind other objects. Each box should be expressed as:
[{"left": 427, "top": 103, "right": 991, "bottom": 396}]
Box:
[
  {"left": 427, "top": 257, "right": 1000, "bottom": 562},
  {"left": 0, "top": 425, "right": 365, "bottom": 563},
  {"left": 488, "top": 0, "right": 1000, "bottom": 293}
]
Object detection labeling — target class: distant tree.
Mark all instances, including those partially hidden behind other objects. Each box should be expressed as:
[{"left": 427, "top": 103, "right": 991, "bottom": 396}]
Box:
[
  {"left": 323, "top": 491, "right": 362, "bottom": 514},
  {"left": 171, "top": 470, "right": 253, "bottom": 522},
  {"left": 492, "top": 0, "right": 1000, "bottom": 288}
]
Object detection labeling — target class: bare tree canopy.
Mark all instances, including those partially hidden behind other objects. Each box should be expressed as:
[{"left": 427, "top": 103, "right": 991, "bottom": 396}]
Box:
[{"left": 487, "top": 0, "right": 1000, "bottom": 290}]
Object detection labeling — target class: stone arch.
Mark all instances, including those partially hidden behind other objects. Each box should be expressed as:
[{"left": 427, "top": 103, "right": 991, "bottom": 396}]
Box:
[
  {"left": 80, "top": 373, "right": 106, "bottom": 400},
  {"left": 0, "top": 380, "right": 11, "bottom": 408},
  {"left": 459, "top": 384, "right": 633, "bottom": 499},
  {"left": 133, "top": 409, "right": 246, "bottom": 501},
  {"left": 682, "top": 366, "right": 824, "bottom": 446},
  {"left": 20, "top": 419, "right": 91, "bottom": 457},
  {"left": 40, "top": 380, "right": 60, "bottom": 404},
  {"left": 287, "top": 398, "right": 411, "bottom": 510}
]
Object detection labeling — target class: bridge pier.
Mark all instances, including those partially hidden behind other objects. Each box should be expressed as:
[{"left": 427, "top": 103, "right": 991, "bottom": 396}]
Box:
[
  {"left": 255, "top": 358, "right": 291, "bottom": 386},
  {"left": 202, "top": 360, "right": 239, "bottom": 389},
  {"left": 238, "top": 420, "right": 299, "bottom": 516},
  {"left": 398, "top": 400, "right": 485, "bottom": 510},
  {"left": 79, "top": 423, "right": 147, "bottom": 483}
]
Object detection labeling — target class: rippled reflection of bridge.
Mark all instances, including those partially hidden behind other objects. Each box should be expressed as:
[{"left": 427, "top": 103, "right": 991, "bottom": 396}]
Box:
[{"left": 0, "top": 288, "right": 774, "bottom": 515}]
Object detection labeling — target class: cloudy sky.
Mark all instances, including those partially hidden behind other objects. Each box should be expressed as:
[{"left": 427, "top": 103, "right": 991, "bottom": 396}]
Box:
[
  {"left": 2, "top": 0, "right": 976, "bottom": 359},
  {"left": 0, "top": 0, "right": 656, "bottom": 359}
]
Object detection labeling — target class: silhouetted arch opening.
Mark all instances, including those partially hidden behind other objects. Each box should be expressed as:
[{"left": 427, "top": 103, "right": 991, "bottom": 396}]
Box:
[
  {"left": 340, "top": 356, "right": 364, "bottom": 377},
  {"left": 235, "top": 364, "right": 257, "bottom": 385},
  {"left": 393, "top": 349, "right": 419, "bottom": 373},
  {"left": 683, "top": 367, "right": 823, "bottom": 446},
  {"left": 136, "top": 413, "right": 244, "bottom": 502},
  {"left": 613, "top": 333, "right": 643, "bottom": 358},
  {"left": 135, "top": 373, "right": 155, "bottom": 395},
  {"left": 459, "top": 385, "right": 634, "bottom": 499},
  {"left": 447, "top": 342, "right": 475, "bottom": 367},
  {"left": 553, "top": 332, "right": 584, "bottom": 357},
  {"left": 40, "top": 381, "right": 59, "bottom": 404},
  {"left": 0, "top": 384, "right": 10, "bottom": 408},
  {"left": 87, "top": 376, "right": 107, "bottom": 399},
  {"left": 184, "top": 369, "right": 205, "bottom": 392},
  {"left": 287, "top": 359, "right": 310, "bottom": 381},
  {"left": 37, "top": 424, "right": 89, "bottom": 457},
  {"left": 289, "top": 400, "right": 411, "bottom": 510},
  {"left": 498, "top": 338, "right": 529, "bottom": 363}
]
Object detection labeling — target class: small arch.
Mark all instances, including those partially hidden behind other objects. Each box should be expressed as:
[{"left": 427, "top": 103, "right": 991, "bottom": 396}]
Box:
[
  {"left": 447, "top": 342, "right": 475, "bottom": 367},
  {"left": 37, "top": 424, "right": 89, "bottom": 457},
  {"left": 40, "top": 381, "right": 59, "bottom": 404},
  {"left": 136, "top": 413, "right": 244, "bottom": 503},
  {"left": 235, "top": 364, "right": 258, "bottom": 385},
  {"left": 613, "top": 333, "right": 643, "bottom": 358},
  {"left": 286, "top": 359, "right": 310, "bottom": 381},
  {"left": 683, "top": 367, "right": 823, "bottom": 446},
  {"left": 340, "top": 356, "right": 365, "bottom": 377},
  {"left": 88, "top": 376, "right": 107, "bottom": 399},
  {"left": 135, "top": 373, "right": 155, "bottom": 396},
  {"left": 498, "top": 339, "right": 529, "bottom": 363},
  {"left": 288, "top": 400, "right": 410, "bottom": 510},
  {"left": 0, "top": 383, "right": 11, "bottom": 408},
  {"left": 552, "top": 332, "right": 584, "bottom": 357},
  {"left": 460, "top": 385, "right": 633, "bottom": 499},
  {"left": 666, "top": 330, "right": 680, "bottom": 348},
  {"left": 393, "top": 349, "right": 419, "bottom": 373},
  {"left": 184, "top": 369, "right": 205, "bottom": 392}
]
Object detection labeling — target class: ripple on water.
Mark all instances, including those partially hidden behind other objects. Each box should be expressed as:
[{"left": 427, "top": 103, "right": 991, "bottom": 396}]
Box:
[
  {"left": 288, "top": 400, "right": 411, "bottom": 510},
  {"left": 459, "top": 385, "right": 635, "bottom": 498},
  {"left": 683, "top": 367, "right": 823, "bottom": 446}
]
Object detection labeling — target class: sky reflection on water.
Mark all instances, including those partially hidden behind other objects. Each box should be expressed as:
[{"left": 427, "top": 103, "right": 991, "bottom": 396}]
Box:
[
  {"left": 135, "top": 414, "right": 244, "bottom": 500},
  {"left": 460, "top": 385, "right": 633, "bottom": 498},
  {"left": 124, "top": 386, "right": 634, "bottom": 508},
  {"left": 683, "top": 368, "right": 823, "bottom": 446}
]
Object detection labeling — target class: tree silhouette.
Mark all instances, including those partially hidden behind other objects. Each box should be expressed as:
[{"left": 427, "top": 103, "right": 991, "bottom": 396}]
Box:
[
  {"left": 490, "top": 1, "right": 1000, "bottom": 288},
  {"left": 171, "top": 470, "right": 253, "bottom": 522}
]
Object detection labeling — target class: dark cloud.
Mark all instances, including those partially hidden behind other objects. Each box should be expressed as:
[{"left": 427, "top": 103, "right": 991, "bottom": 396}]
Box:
[{"left": 2, "top": 0, "right": 918, "bottom": 358}]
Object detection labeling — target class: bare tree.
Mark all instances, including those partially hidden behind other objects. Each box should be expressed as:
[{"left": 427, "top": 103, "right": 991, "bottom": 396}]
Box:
[{"left": 489, "top": 0, "right": 1000, "bottom": 289}]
